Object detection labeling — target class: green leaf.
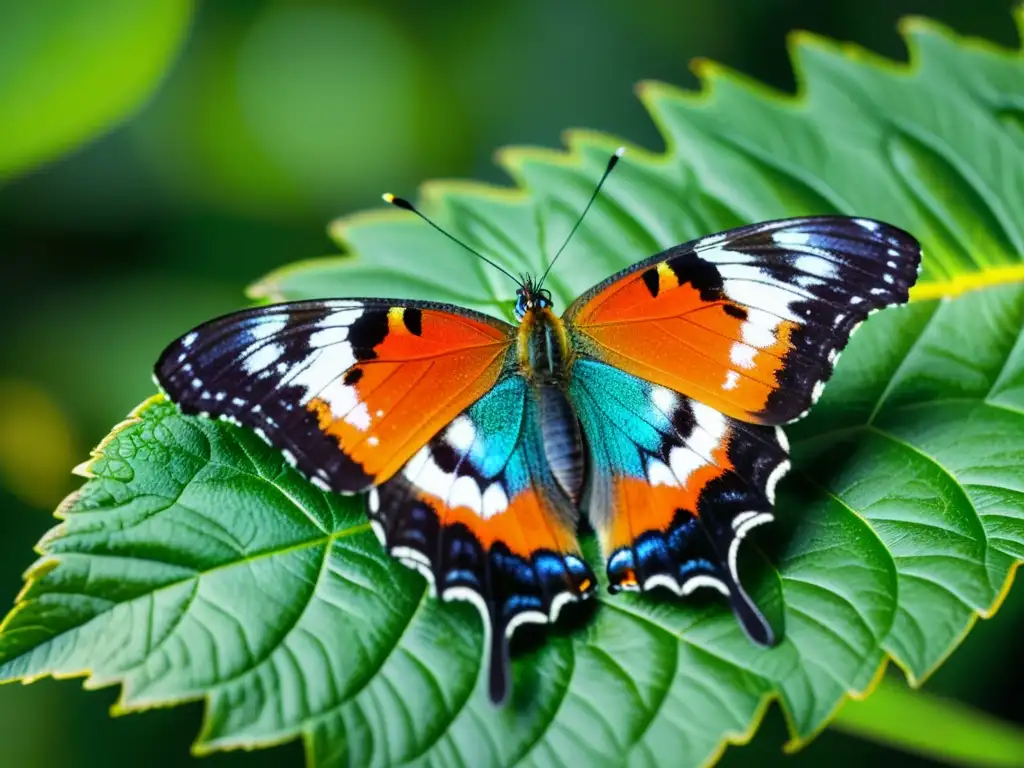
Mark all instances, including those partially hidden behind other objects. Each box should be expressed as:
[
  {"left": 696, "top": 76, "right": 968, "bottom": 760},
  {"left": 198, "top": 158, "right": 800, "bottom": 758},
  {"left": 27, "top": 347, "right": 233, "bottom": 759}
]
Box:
[
  {"left": 4, "top": 9, "right": 1024, "bottom": 768},
  {"left": 0, "top": 0, "right": 193, "bottom": 180}
]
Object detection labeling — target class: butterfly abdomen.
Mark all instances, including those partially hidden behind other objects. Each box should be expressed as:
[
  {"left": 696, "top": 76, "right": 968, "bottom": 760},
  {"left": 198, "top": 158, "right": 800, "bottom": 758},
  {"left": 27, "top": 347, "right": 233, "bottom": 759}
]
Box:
[
  {"left": 517, "top": 306, "right": 585, "bottom": 502},
  {"left": 538, "top": 386, "right": 585, "bottom": 504}
]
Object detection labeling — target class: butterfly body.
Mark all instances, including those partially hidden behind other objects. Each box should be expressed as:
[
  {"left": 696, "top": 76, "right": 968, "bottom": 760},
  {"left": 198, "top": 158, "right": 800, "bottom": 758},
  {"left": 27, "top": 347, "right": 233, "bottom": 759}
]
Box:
[
  {"left": 156, "top": 211, "right": 921, "bottom": 706},
  {"left": 513, "top": 287, "right": 588, "bottom": 507}
]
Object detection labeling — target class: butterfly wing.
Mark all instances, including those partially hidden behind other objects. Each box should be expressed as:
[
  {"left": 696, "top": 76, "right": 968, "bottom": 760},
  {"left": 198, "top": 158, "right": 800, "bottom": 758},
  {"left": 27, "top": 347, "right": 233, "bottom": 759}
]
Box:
[
  {"left": 370, "top": 375, "right": 596, "bottom": 704},
  {"left": 155, "top": 299, "right": 514, "bottom": 493},
  {"left": 564, "top": 216, "right": 921, "bottom": 425},
  {"left": 570, "top": 358, "right": 788, "bottom": 644}
]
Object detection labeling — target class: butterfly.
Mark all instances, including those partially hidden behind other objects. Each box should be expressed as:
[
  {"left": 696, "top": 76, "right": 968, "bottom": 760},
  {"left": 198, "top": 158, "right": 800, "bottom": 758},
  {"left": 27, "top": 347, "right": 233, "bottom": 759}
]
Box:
[{"left": 154, "top": 148, "right": 922, "bottom": 705}]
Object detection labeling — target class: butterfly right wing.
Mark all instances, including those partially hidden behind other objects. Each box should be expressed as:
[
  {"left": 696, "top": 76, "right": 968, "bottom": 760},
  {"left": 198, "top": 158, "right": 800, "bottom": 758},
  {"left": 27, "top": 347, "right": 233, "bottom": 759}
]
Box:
[
  {"left": 570, "top": 358, "right": 788, "bottom": 645},
  {"left": 371, "top": 374, "right": 596, "bottom": 705}
]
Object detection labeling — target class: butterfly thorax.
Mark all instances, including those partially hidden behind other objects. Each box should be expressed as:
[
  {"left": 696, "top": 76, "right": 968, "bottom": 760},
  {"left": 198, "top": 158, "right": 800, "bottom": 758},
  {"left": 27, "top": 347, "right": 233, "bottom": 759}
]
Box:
[
  {"left": 517, "top": 304, "right": 573, "bottom": 385},
  {"left": 514, "top": 302, "right": 585, "bottom": 503}
]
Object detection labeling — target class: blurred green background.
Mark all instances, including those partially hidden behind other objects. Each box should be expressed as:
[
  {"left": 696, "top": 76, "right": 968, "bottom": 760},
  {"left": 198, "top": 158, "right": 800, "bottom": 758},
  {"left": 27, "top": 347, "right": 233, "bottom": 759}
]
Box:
[{"left": 2, "top": 1, "right": 1022, "bottom": 766}]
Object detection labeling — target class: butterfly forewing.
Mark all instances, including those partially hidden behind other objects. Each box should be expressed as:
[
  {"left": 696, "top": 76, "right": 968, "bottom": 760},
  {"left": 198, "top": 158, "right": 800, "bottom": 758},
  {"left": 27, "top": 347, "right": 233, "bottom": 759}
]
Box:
[
  {"left": 564, "top": 216, "right": 922, "bottom": 425},
  {"left": 155, "top": 299, "right": 514, "bottom": 493}
]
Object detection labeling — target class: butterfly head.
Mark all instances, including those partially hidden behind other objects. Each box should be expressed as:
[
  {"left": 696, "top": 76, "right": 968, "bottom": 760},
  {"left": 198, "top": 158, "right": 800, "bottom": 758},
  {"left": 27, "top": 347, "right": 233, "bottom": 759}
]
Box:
[{"left": 514, "top": 277, "right": 553, "bottom": 321}]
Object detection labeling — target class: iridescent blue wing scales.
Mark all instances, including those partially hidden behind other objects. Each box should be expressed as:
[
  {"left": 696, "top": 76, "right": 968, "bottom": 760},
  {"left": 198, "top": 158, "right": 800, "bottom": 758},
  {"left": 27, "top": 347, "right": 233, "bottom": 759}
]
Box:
[
  {"left": 369, "top": 374, "right": 596, "bottom": 704},
  {"left": 569, "top": 359, "right": 789, "bottom": 644}
]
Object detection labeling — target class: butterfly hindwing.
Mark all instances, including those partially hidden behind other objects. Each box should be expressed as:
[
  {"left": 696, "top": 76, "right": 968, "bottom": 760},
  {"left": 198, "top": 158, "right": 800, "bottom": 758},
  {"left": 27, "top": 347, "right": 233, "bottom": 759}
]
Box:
[
  {"left": 155, "top": 299, "right": 514, "bottom": 493},
  {"left": 565, "top": 216, "right": 921, "bottom": 425},
  {"left": 370, "top": 375, "right": 596, "bottom": 704},
  {"left": 570, "top": 358, "right": 789, "bottom": 643}
]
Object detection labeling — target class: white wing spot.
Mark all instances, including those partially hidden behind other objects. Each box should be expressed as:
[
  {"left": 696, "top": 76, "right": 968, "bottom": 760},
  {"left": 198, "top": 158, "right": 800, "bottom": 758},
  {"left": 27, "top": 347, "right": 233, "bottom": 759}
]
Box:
[
  {"left": 449, "top": 475, "right": 482, "bottom": 514},
  {"left": 292, "top": 348, "right": 356, "bottom": 404},
  {"left": 794, "top": 255, "right": 837, "bottom": 278},
  {"left": 765, "top": 460, "right": 791, "bottom": 504},
  {"left": 740, "top": 310, "right": 781, "bottom": 349},
  {"left": 771, "top": 231, "right": 812, "bottom": 247},
  {"left": 669, "top": 446, "right": 705, "bottom": 487},
  {"left": 681, "top": 575, "right": 729, "bottom": 596},
  {"left": 369, "top": 518, "right": 385, "bottom": 543},
  {"left": 404, "top": 450, "right": 450, "bottom": 498},
  {"left": 309, "top": 326, "right": 349, "bottom": 347},
  {"left": 242, "top": 343, "right": 285, "bottom": 375},
  {"left": 505, "top": 610, "right": 549, "bottom": 638},
  {"left": 320, "top": 384, "right": 372, "bottom": 431},
  {"left": 651, "top": 386, "right": 678, "bottom": 413},
  {"left": 774, "top": 426, "right": 789, "bottom": 453},
  {"left": 730, "top": 343, "right": 756, "bottom": 369},
  {"left": 728, "top": 511, "right": 774, "bottom": 582},
  {"left": 668, "top": 401, "right": 728, "bottom": 485},
  {"left": 646, "top": 457, "right": 678, "bottom": 487},
  {"left": 482, "top": 483, "right": 509, "bottom": 519},
  {"left": 726, "top": 279, "right": 801, "bottom": 323},
  {"left": 249, "top": 318, "right": 287, "bottom": 342},
  {"left": 446, "top": 416, "right": 477, "bottom": 452}
]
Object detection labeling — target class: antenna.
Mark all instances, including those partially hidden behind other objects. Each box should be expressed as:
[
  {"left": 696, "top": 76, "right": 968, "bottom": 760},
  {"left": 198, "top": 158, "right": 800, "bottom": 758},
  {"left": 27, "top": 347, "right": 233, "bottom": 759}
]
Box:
[
  {"left": 537, "top": 147, "right": 625, "bottom": 290},
  {"left": 382, "top": 193, "right": 522, "bottom": 287}
]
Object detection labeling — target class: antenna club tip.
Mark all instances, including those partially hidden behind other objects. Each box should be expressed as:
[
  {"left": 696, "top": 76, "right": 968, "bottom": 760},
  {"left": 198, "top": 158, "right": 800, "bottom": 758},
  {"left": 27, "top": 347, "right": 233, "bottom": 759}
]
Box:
[
  {"left": 614, "top": 146, "right": 626, "bottom": 157},
  {"left": 383, "top": 193, "right": 415, "bottom": 212}
]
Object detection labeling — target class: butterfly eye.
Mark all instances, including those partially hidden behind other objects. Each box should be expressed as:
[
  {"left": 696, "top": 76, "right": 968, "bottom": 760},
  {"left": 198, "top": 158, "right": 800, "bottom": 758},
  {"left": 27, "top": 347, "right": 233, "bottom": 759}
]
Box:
[{"left": 514, "top": 294, "right": 528, "bottom": 320}]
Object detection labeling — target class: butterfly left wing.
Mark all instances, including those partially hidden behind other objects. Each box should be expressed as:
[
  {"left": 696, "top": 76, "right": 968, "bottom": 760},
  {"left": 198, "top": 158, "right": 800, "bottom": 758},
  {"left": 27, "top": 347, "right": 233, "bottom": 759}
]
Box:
[
  {"left": 155, "top": 299, "right": 514, "bottom": 493},
  {"left": 564, "top": 216, "right": 921, "bottom": 425},
  {"left": 370, "top": 374, "right": 596, "bottom": 704},
  {"left": 570, "top": 359, "right": 789, "bottom": 644}
]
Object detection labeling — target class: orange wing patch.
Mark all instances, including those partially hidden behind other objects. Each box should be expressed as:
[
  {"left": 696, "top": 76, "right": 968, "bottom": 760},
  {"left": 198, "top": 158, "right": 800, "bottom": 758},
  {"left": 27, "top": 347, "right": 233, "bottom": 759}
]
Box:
[
  {"left": 422, "top": 488, "right": 578, "bottom": 560},
  {"left": 565, "top": 217, "right": 921, "bottom": 425},
  {"left": 569, "top": 267, "right": 800, "bottom": 423},
  {"left": 601, "top": 436, "right": 733, "bottom": 555},
  {"left": 304, "top": 306, "right": 513, "bottom": 487},
  {"left": 153, "top": 298, "right": 515, "bottom": 495}
]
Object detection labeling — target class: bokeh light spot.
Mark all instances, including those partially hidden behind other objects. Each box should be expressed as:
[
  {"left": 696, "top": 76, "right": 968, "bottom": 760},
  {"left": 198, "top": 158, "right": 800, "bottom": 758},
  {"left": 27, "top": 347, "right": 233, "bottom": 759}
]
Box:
[{"left": 0, "top": 380, "right": 78, "bottom": 509}]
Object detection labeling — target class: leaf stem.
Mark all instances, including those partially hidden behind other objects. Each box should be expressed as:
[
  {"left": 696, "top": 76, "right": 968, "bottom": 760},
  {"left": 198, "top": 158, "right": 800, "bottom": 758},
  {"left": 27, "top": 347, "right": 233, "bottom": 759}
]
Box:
[{"left": 831, "top": 678, "right": 1024, "bottom": 767}]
